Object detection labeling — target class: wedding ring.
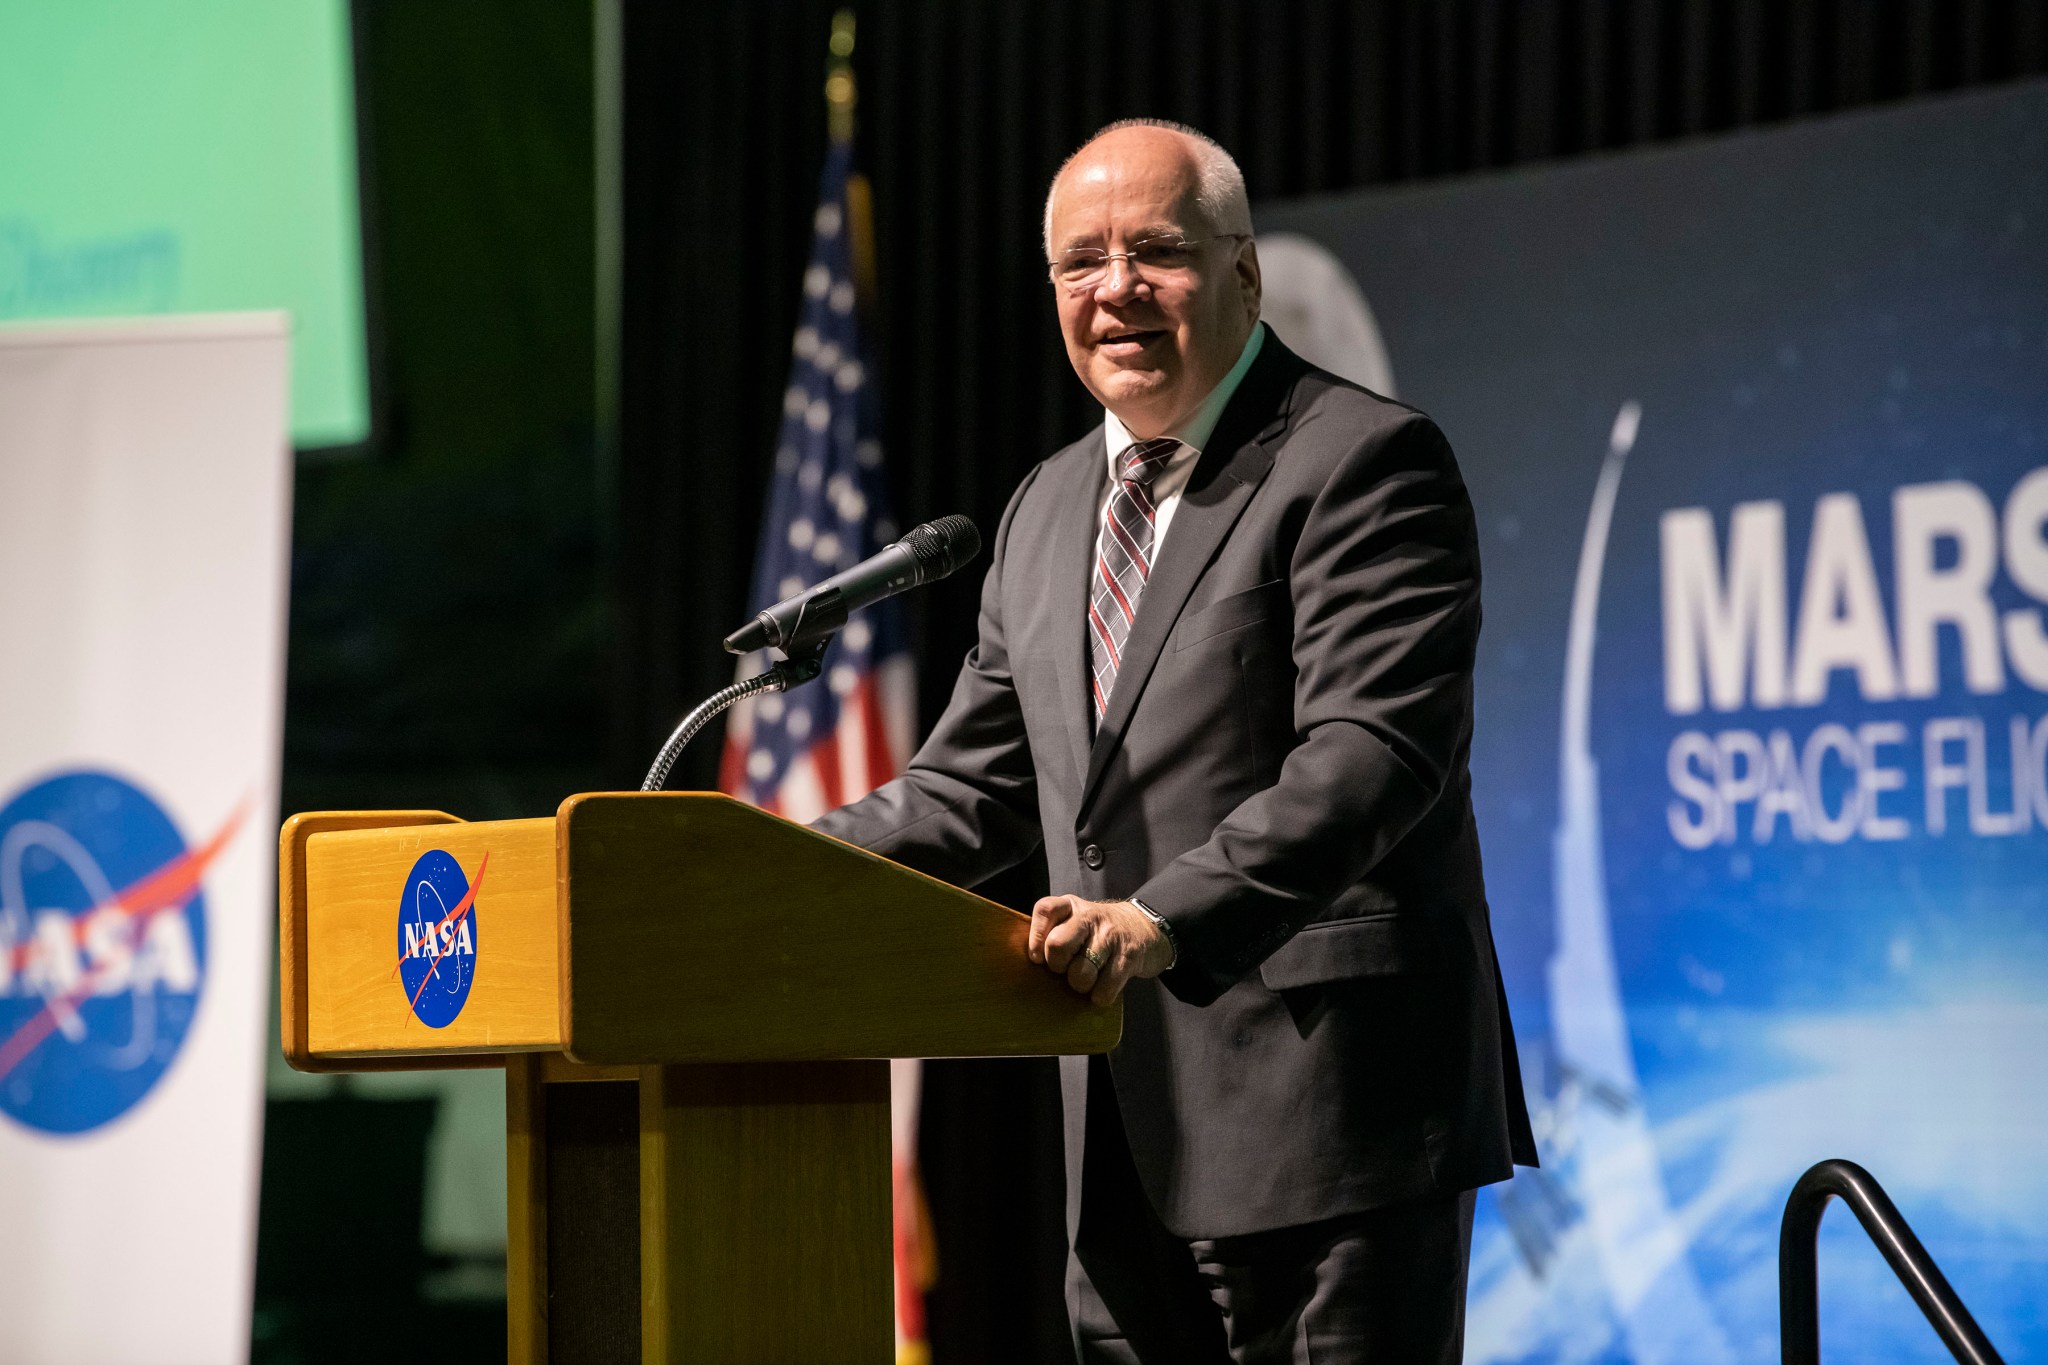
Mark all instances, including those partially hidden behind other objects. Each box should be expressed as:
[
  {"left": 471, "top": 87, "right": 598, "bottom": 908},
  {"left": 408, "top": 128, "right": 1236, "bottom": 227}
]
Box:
[{"left": 1083, "top": 947, "right": 1109, "bottom": 969}]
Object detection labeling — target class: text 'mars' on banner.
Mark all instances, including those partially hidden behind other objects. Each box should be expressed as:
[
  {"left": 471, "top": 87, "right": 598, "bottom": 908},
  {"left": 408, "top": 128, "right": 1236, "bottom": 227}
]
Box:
[{"left": 1259, "top": 81, "right": 2048, "bottom": 1361}]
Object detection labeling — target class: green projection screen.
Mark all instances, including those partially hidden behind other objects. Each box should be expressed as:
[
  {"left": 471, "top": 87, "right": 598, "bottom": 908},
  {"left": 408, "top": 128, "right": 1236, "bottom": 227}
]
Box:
[{"left": 0, "top": 0, "right": 369, "bottom": 448}]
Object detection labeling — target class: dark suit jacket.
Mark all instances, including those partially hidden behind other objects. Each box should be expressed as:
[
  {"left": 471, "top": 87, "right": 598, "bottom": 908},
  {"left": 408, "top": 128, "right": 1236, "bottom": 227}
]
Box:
[{"left": 814, "top": 333, "right": 1537, "bottom": 1240}]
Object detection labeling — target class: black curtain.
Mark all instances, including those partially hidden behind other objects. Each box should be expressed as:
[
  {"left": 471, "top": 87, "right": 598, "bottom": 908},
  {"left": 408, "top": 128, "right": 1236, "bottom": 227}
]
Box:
[
  {"left": 266, "top": 4, "right": 598, "bottom": 1361},
  {"left": 289, "top": 0, "right": 603, "bottom": 822},
  {"left": 616, "top": 4, "right": 2045, "bottom": 1358}
]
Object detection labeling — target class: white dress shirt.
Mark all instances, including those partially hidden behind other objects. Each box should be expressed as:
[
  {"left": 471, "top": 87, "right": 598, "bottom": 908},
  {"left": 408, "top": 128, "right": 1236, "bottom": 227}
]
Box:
[{"left": 1097, "top": 322, "right": 1266, "bottom": 557}]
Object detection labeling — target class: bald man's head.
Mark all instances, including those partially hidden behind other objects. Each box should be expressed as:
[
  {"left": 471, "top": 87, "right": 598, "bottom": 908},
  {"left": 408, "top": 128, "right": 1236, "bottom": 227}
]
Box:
[
  {"left": 1042, "top": 120, "right": 1261, "bottom": 439},
  {"left": 1044, "top": 120, "right": 1252, "bottom": 257}
]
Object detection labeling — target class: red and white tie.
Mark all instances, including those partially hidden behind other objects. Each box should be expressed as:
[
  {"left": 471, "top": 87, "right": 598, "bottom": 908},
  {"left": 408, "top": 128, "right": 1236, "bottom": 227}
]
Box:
[{"left": 1088, "top": 437, "right": 1181, "bottom": 722}]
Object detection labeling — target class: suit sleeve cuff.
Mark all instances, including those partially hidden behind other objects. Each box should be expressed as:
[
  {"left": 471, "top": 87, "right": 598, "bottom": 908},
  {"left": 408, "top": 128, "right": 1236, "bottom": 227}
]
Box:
[{"left": 1132, "top": 866, "right": 1300, "bottom": 1006}]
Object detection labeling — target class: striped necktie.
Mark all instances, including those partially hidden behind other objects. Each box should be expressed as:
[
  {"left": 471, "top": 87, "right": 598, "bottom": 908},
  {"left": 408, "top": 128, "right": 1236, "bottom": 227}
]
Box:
[{"left": 1088, "top": 437, "right": 1181, "bottom": 722}]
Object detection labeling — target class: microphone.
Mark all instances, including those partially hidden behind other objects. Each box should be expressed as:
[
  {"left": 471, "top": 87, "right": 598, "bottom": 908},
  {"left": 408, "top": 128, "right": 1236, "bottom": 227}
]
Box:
[{"left": 723, "top": 514, "right": 981, "bottom": 655}]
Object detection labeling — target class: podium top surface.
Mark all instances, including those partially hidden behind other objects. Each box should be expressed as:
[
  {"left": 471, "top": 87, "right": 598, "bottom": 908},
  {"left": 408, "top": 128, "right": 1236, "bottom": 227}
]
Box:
[{"left": 279, "top": 792, "right": 1121, "bottom": 1070}]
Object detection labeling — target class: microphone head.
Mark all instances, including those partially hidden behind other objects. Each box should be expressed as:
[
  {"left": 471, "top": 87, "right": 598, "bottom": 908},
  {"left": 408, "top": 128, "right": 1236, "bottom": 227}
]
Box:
[{"left": 900, "top": 514, "right": 981, "bottom": 583}]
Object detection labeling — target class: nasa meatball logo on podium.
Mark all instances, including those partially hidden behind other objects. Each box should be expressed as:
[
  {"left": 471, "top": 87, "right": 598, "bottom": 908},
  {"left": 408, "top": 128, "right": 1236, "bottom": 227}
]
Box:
[
  {"left": 396, "top": 849, "right": 483, "bottom": 1027},
  {"left": 0, "top": 769, "right": 233, "bottom": 1135}
]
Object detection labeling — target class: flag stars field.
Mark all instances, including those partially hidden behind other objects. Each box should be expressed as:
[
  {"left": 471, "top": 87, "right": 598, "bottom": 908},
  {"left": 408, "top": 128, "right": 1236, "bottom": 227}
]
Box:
[{"left": 717, "top": 139, "right": 914, "bottom": 824}]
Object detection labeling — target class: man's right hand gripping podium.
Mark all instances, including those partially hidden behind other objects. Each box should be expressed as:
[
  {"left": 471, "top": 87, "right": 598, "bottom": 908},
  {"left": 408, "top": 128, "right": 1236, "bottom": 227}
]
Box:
[{"left": 282, "top": 120, "right": 1532, "bottom": 1365}]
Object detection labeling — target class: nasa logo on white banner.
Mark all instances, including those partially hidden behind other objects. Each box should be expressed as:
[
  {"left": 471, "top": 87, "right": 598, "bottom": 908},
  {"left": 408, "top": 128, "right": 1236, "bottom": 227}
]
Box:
[
  {"left": 0, "top": 770, "right": 214, "bottom": 1136},
  {"left": 396, "top": 849, "right": 481, "bottom": 1028}
]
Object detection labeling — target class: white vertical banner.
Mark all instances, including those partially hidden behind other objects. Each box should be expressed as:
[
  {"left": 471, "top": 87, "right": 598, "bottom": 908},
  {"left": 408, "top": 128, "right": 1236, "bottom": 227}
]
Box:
[{"left": 0, "top": 315, "right": 292, "bottom": 1365}]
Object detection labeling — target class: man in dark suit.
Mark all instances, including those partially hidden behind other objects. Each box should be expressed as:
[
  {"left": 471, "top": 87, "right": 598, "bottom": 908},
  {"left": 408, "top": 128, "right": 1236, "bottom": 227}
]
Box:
[{"left": 814, "top": 119, "right": 1535, "bottom": 1363}]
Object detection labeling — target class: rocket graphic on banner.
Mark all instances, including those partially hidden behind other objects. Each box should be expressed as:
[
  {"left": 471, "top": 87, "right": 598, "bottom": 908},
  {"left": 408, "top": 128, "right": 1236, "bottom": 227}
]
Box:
[{"left": 1260, "top": 82, "right": 2048, "bottom": 1361}]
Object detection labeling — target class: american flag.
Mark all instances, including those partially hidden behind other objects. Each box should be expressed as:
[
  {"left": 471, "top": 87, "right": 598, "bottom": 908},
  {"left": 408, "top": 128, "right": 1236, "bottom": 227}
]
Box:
[
  {"left": 718, "top": 138, "right": 935, "bottom": 1360},
  {"left": 718, "top": 141, "right": 916, "bottom": 822}
]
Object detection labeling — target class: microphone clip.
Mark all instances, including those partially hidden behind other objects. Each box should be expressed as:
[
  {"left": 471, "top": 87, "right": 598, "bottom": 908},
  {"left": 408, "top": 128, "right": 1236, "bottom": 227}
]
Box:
[{"left": 762, "top": 637, "right": 828, "bottom": 689}]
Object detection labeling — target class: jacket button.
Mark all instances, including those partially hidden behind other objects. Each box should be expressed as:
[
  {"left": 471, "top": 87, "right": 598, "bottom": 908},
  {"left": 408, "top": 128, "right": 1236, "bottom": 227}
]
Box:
[{"left": 1081, "top": 843, "right": 1105, "bottom": 870}]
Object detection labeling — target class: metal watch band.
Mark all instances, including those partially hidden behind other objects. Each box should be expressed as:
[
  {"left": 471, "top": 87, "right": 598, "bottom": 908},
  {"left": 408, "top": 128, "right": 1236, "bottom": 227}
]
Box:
[{"left": 1129, "top": 897, "right": 1178, "bottom": 969}]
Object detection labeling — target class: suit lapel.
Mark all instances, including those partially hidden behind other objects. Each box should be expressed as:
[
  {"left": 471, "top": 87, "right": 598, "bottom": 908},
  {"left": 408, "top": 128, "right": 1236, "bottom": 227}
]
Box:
[
  {"left": 1049, "top": 433, "right": 1106, "bottom": 787},
  {"left": 1078, "top": 340, "right": 1302, "bottom": 818}
]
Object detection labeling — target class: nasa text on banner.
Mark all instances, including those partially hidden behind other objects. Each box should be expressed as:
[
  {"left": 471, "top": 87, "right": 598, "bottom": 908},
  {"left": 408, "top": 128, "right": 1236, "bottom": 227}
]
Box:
[
  {"left": 1258, "top": 82, "right": 2048, "bottom": 1362},
  {"left": 714, "top": 139, "right": 932, "bottom": 1361},
  {"left": 0, "top": 314, "right": 291, "bottom": 1364}
]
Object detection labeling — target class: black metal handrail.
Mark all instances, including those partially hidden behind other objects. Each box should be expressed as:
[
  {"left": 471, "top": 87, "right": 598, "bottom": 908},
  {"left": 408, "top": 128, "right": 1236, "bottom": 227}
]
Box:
[{"left": 1780, "top": 1158, "right": 2005, "bottom": 1364}]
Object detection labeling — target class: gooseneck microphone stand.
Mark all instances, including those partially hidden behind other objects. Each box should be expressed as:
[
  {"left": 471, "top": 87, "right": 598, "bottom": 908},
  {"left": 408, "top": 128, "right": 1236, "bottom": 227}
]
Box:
[{"left": 639, "top": 641, "right": 828, "bottom": 792}]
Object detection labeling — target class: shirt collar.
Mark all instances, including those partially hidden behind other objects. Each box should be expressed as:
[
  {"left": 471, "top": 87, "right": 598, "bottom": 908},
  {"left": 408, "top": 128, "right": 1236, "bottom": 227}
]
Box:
[{"left": 1102, "top": 321, "right": 1266, "bottom": 468}]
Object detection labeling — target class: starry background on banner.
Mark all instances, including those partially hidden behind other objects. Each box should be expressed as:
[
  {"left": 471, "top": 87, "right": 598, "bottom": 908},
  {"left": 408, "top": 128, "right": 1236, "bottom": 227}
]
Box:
[{"left": 719, "top": 139, "right": 911, "bottom": 817}]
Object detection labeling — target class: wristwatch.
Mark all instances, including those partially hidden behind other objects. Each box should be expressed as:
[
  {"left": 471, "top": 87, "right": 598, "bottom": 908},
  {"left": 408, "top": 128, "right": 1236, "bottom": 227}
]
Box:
[{"left": 1128, "top": 897, "right": 1178, "bottom": 970}]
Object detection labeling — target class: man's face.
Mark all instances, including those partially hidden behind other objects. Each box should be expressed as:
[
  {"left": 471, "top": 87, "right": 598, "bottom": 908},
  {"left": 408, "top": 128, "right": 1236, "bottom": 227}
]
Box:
[{"left": 1046, "top": 129, "right": 1261, "bottom": 440}]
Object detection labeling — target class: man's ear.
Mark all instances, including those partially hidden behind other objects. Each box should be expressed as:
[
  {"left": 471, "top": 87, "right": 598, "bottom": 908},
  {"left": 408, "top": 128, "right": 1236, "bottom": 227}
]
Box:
[{"left": 1236, "top": 239, "right": 1263, "bottom": 319}]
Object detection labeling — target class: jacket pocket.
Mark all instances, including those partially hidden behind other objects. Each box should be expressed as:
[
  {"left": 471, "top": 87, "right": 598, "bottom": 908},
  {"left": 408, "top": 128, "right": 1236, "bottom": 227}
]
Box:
[
  {"left": 1257, "top": 913, "right": 1443, "bottom": 988},
  {"left": 1173, "top": 578, "right": 1289, "bottom": 651}
]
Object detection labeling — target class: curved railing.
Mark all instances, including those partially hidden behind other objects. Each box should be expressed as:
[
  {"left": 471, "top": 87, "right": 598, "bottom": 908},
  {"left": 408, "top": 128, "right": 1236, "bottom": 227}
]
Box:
[{"left": 1779, "top": 1158, "right": 2005, "bottom": 1364}]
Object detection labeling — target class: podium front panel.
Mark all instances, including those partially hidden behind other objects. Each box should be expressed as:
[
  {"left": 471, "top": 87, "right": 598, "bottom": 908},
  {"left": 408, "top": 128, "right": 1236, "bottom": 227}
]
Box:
[{"left": 304, "top": 817, "right": 563, "bottom": 1058}]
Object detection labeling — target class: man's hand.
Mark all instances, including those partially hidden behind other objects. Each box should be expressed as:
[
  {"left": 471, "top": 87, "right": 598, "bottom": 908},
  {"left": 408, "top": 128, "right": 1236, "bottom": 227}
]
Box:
[{"left": 1027, "top": 895, "right": 1174, "bottom": 1005}]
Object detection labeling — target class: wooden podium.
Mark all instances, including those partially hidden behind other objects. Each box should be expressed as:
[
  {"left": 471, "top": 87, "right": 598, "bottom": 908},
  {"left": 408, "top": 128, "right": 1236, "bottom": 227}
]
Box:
[{"left": 278, "top": 792, "right": 1120, "bottom": 1364}]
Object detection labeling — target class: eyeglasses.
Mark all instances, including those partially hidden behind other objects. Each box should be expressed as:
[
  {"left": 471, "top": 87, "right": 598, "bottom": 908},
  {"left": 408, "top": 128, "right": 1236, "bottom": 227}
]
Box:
[{"left": 1048, "top": 233, "right": 1247, "bottom": 291}]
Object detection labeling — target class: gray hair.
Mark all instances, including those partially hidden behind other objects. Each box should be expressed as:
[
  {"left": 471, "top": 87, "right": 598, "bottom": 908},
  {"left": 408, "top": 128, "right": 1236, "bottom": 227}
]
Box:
[{"left": 1042, "top": 118, "right": 1253, "bottom": 258}]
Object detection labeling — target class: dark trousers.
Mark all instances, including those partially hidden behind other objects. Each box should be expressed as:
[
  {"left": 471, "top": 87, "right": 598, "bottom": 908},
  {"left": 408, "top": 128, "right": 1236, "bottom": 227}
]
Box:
[{"left": 1067, "top": 1058, "right": 1476, "bottom": 1365}]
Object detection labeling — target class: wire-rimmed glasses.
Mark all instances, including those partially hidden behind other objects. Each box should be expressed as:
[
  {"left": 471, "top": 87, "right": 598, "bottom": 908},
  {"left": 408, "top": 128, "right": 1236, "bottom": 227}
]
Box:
[{"left": 1048, "top": 233, "right": 1247, "bottom": 291}]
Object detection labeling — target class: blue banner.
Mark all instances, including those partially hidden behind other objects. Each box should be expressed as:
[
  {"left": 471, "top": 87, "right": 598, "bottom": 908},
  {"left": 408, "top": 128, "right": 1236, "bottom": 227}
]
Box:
[{"left": 1261, "top": 81, "right": 2048, "bottom": 1360}]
